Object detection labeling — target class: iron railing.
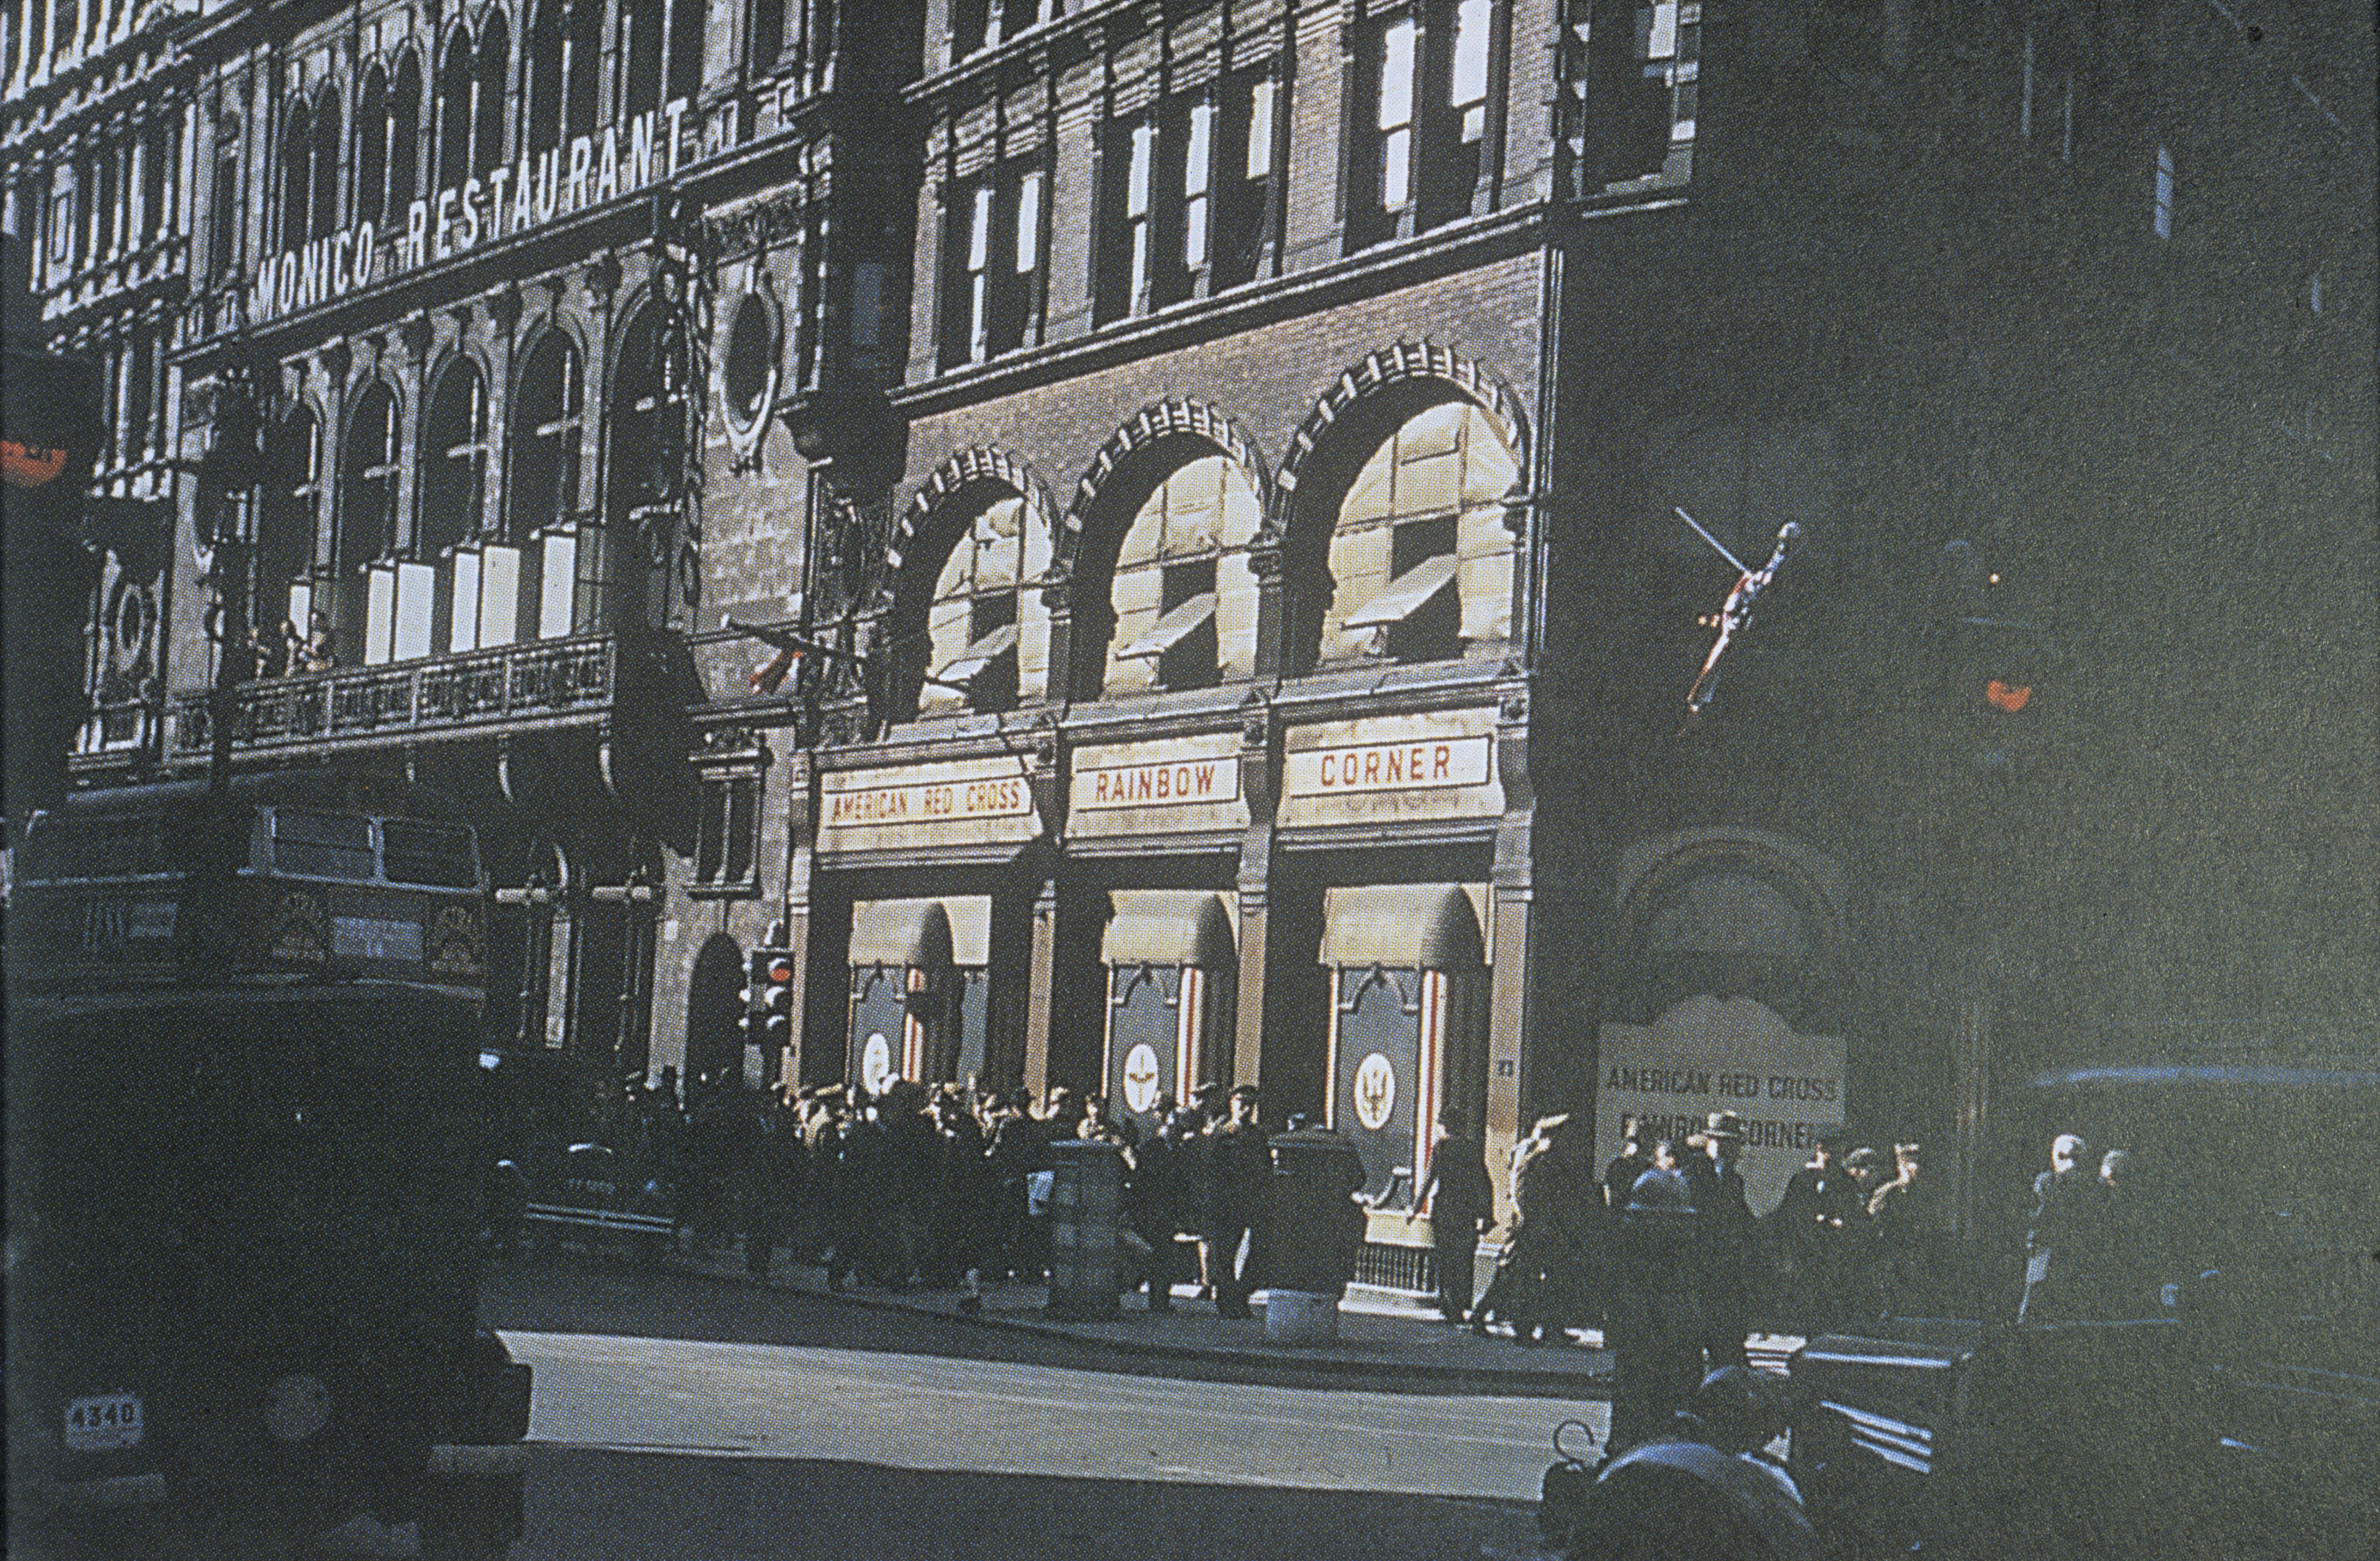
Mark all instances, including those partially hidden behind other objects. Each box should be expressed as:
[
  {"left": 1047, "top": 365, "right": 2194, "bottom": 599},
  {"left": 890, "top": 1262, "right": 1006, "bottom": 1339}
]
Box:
[{"left": 173, "top": 634, "right": 623, "bottom": 756}]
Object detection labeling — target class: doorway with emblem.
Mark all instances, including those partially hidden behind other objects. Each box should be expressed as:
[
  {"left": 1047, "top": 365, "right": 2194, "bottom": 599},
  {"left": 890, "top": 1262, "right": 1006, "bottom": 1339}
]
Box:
[
  {"left": 1319, "top": 885, "right": 1489, "bottom": 1207},
  {"left": 1101, "top": 891, "right": 1237, "bottom": 1143}
]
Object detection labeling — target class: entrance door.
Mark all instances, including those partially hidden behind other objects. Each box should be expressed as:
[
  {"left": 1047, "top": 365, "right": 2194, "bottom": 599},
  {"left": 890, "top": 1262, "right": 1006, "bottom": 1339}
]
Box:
[
  {"left": 1332, "top": 967, "right": 1424, "bottom": 1204},
  {"left": 1106, "top": 964, "right": 1191, "bottom": 1140},
  {"left": 847, "top": 965, "right": 908, "bottom": 1097}
]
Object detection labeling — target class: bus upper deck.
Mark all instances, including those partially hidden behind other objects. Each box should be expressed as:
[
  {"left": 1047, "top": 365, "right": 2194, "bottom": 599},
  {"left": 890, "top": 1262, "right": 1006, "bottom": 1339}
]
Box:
[{"left": 9, "top": 770, "right": 486, "bottom": 993}]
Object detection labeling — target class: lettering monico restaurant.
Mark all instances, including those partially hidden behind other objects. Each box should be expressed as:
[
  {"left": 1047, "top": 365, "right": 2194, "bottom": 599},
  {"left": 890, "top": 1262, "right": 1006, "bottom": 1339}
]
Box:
[{"left": 31, "top": 0, "right": 2369, "bottom": 1294}]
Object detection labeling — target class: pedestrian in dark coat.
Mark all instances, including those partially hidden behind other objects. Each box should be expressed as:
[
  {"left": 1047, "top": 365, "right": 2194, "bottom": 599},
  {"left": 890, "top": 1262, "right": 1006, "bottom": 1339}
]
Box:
[
  {"left": 1411, "top": 1110, "right": 1495, "bottom": 1324},
  {"left": 2020, "top": 1131, "right": 2107, "bottom": 1322},
  {"left": 984, "top": 1092, "right": 1046, "bottom": 1281},
  {"left": 1204, "top": 1085, "right": 1272, "bottom": 1318},
  {"left": 1863, "top": 1141, "right": 1929, "bottom": 1318},
  {"left": 1776, "top": 1131, "right": 1860, "bottom": 1332},
  {"left": 1126, "top": 1106, "right": 1199, "bottom": 1312},
  {"left": 742, "top": 1091, "right": 806, "bottom": 1279},
  {"left": 1682, "top": 1110, "right": 1757, "bottom": 1372},
  {"left": 1472, "top": 1115, "right": 1561, "bottom": 1339}
]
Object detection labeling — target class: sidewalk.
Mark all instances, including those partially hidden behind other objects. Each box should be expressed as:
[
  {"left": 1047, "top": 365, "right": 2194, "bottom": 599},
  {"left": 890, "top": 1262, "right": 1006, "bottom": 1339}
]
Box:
[{"left": 664, "top": 1242, "right": 1802, "bottom": 1397}]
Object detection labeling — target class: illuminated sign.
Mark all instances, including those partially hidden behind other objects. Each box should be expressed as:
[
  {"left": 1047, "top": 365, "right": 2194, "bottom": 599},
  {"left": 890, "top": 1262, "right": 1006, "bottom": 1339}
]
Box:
[{"left": 250, "top": 100, "right": 691, "bottom": 322}]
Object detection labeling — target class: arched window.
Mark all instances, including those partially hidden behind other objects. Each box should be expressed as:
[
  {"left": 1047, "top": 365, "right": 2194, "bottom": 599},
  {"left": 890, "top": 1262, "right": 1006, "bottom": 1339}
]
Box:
[
  {"left": 474, "top": 11, "right": 510, "bottom": 176},
  {"left": 257, "top": 407, "right": 321, "bottom": 644},
  {"left": 309, "top": 87, "right": 341, "bottom": 240},
  {"left": 567, "top": 0, "right": 603, "bottom": 138},
  {"left": 389, "top": 49, "right": 422, "bottom": 215},
  {"left": 622, "top": 0, "right": 663, "bottom": 121},
  {"left": 921, "top": 495, "right": 1051, "bottom": 715},
  {"left": 419, "top": 356, "right": 488, "bottom": 557},
  {"left": 509, "top": 331, "right": 584, "bottom": 547},
  {"left": 436, "top": 26, "right": 474, "bottom": 194},
  {"left": 667, "top": 0, "right": 705, "bottom": 110},
  {"left": 279, "top": 96, "right": 312, "bottom": 251},
  {"left": 1321, "top": 400, "right": 1517, "bottom": 666},
  {"left": 356, "top": 65, "right": 389, "bottom": 225},
  {"left": 604, "top": 298, "right": 694, "bottom": 630},
  {"left": 526, "top": 0, "right": 565, "bottom": 153},
  {"left": 339, "top": 381, "right": 400, "bottom": 578},
  {"left": 1104, "top": 455, "right": 1262, "bottom": 695},
  {"left": 748, "top": 0, "right": 785, "bottom": 75}
]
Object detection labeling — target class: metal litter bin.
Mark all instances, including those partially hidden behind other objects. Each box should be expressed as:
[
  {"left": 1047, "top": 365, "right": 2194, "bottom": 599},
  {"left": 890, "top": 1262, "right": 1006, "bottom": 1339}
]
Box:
[
  {"left": 1045, "top": 1139, "right": 1125, "bottom": 1320},
  {"left": 1264, "top": 1128, "right": 1368, "bottom": 1344}
]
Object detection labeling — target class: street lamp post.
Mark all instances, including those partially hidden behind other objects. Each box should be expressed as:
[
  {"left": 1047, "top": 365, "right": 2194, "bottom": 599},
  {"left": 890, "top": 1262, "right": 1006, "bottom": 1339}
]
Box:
[{"left": 192, "top": 356, "right": 270, "bottom": 795}]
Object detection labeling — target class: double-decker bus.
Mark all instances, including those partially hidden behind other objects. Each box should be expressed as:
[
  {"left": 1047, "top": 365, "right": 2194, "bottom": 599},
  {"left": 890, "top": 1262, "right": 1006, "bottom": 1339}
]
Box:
[{"left": 5, "top": 770, "right": 531, "bottom": 1560}]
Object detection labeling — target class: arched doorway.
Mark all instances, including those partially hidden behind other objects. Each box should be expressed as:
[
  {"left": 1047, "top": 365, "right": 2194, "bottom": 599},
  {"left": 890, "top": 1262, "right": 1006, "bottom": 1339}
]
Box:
[{"left": 684, "top": 933, "right": 747, "bottom": 1092}]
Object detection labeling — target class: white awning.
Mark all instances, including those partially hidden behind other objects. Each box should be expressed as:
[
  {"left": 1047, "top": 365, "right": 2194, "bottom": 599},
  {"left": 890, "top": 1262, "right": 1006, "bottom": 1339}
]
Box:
[
  {"left": 1342, "top": 552, "right": 1459, "bottom": 629},
  {"left": 1116, "top": 592, "right": 1219, "bottom": 660},
  {"left": 849, "top": 898, "right": 955, "bottom": 968},
  {"left": 936, "top": 621, "right": 1018, "bottom": 685},
  {"left": 1102, "top": 890, "right": 1236, "bottom": 968},
  {"left": 1318, "top": 884, "right": 1484, "bottom": 969}
]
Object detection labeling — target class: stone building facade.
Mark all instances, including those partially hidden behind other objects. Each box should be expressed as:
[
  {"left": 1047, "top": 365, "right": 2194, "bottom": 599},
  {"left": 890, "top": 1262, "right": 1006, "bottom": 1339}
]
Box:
[{"left": 9, "top": 0, "right": 2371, "bottom": 1262}]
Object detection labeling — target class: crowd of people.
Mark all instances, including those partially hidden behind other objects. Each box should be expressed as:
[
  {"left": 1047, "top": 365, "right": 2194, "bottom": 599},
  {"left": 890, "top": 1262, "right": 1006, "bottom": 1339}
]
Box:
[
  {"left": 2017, "top": 1130, "right": 2159, "bottom": 1322},
  {"left": 589, "top": 1070, "right": 1286, "bottom": 1317},
  {"left": 523, "top": 1070, "right": 2185, "bottom": 1359},
  {"left": 1444, "top": 1110, "right": 1939, "bottom": 1350}
]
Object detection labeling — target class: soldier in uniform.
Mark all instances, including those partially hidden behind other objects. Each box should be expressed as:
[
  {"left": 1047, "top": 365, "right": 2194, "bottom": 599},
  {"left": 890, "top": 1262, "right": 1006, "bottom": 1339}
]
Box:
[
  {"left": 1682, "top": 1110, "right": 1757, "bottom": 1372},
  {"left": 1777, "top": 1130, "right": 1860, "bottom": 1332},
  {"left": 1410, "top": 1109, "right": 1494, "bottom": 1325},
  {"left": 1205, "top": 1084, "right": 1272, "bottom": 1318},
  {"left": 2020, "top": 1131, "right": 2105, "bottom": 1322}
]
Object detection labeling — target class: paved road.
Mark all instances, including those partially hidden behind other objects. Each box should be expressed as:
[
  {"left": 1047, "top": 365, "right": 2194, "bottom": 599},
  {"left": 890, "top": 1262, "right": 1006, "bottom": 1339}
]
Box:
[
  {"left": 478, "top": 1260, "right": 1587, "bottom": 1560},
  {"left": 512, "top": 1328, "right": 1595, "bottom": 1500}
]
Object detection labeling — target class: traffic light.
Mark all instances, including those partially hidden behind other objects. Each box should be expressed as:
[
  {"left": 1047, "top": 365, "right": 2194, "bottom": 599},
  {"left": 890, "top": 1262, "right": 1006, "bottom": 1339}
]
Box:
[
  {"left": 1932, "top": 541, "right": 2054, "bottom": 787},
  {"left": 741, "top": 948, "right": 797, "bottom": 1049}
]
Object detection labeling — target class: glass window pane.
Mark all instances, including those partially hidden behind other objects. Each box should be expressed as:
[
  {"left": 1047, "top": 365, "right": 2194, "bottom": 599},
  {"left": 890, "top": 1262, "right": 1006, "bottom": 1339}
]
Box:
[
  {"left": 1128, "top": 122, "right": 1154, "bottom": 216},
  {"left": 1246, "top": 79, "right": 1275, "bottom": 179},
  {"left": 1186, "top": 101, "right": 1212, "bottom": 193},
  {"left": 1452, "top": 0, "right": 1492, "bottom": 106},
  {"left": 1378, "top": 18, "right": 1416, "bottom": 132},
  {"left": 1382, "top": 126, "right": 1411, "bottom": 208},
  {"left": 967, "top": 183, "right": 993, "bottom": 271},
  {"left": 1014, "top": 169, "right": 1042, "bottom": 272}
]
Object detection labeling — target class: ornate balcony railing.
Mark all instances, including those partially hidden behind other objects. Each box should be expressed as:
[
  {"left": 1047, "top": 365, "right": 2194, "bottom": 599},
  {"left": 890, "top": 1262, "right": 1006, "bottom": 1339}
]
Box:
[{"left": 173, "top": 634, "right": 630, "bottom": 758}]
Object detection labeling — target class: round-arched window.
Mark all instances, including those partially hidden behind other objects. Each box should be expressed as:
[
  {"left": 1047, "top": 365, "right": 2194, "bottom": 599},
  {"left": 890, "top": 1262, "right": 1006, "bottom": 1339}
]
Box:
[{"left": 720, "top": 292, "right": 779, "bottom": 430}]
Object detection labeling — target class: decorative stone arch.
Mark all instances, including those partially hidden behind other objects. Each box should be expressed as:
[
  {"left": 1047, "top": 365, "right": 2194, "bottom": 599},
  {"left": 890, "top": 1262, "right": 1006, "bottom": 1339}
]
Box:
[
  {"left": 1050, "top": 401, "right": 1272, "bottom": 699},
  {"left": 1058, "top": 400, "right": 1274, "bottom": 572},
  {"left": 1269, "top": 339, "right": 1530, "bottom": 554},
  {"left": 513, "top": 306, "right": 591, "bottom": 378},
  {"left": 874, "top": 445, "right": 1061, "bottom": 716},
  {"left": 880, "top": 444, "right": 1060, "bottom": 617},
  {"left": 1266, "top": 341, "right": 1531, "bottom": 674},
  {"left": 1612, "top": 827, "right": 1860, "bottom": 1033}
]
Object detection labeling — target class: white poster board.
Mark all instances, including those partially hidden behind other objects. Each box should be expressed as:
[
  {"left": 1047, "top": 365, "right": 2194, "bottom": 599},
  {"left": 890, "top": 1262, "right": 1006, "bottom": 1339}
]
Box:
[{"left": 1596, "top": 995, "right": 1846, "bottom": 1215}]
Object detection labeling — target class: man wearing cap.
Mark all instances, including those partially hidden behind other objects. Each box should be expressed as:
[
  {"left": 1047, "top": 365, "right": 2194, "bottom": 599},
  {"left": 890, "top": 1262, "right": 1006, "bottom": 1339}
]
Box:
[
  {"left": 1409, "top": 1109, "right": 1495, "bottom": 1325},
  {"left": 1778, "top": 1130, "right": 1860, "bottom": 1332},
  {"left": 1205, "top": 1085, "right": 1271, "bottom": 1318},
  {"left": 1682, "top": 1110, "right": 1757, "bottom": 1371}
]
